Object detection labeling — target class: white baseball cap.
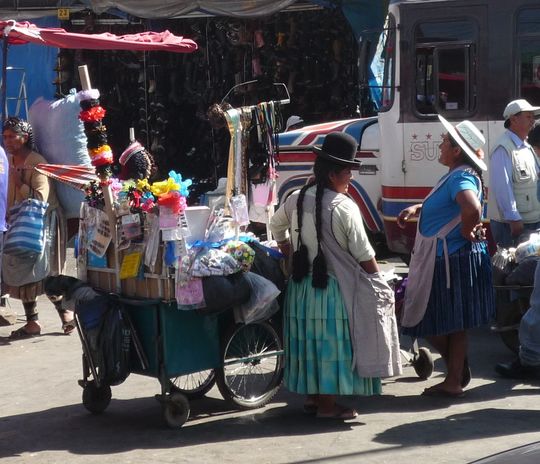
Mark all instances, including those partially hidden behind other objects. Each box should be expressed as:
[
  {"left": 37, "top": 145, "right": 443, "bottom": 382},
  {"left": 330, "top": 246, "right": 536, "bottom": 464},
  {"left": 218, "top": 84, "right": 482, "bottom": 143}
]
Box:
[
  {"left": 285, "top": 115, "right": 304, "bottom": 131},
  {"left": 503, "top": 99, "right": 540, "bottom": 120}
]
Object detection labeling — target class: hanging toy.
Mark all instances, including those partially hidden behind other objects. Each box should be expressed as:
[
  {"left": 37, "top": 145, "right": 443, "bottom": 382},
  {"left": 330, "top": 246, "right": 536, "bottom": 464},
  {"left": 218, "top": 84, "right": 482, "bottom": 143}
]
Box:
[{"left": 77, "top": 88, "right": 113, "bottom": 180}]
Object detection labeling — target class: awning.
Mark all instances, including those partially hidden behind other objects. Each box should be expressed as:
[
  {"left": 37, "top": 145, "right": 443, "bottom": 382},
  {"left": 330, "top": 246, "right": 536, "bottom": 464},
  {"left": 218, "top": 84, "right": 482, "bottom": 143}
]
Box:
[
  {"left": 88, "top": 0, "right": 298, "bottom": 19},
  {"left": 0, "top": 20, "right": 198, "bottom": 52}
]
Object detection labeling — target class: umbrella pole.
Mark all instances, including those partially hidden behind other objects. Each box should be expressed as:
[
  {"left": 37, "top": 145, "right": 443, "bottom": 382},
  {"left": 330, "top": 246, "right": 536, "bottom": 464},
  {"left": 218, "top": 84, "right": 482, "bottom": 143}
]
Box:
[{"left": 2, "top": 36, "right": 8, "bottom": 124}]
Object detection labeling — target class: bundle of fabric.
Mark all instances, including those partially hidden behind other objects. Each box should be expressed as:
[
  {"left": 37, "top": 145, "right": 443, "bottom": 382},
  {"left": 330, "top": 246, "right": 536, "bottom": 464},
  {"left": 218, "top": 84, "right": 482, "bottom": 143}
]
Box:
[{"left": 28, "top": 89, "right": 90, "bottom": 218}]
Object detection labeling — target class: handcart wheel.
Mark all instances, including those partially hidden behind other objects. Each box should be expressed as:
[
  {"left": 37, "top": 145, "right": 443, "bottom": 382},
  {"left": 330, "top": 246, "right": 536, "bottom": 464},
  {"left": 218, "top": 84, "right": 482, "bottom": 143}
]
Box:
[
  {"left": 412, "top": 347, "right": 434, "bottom": 380},
  {"left": 163, "top": 392, "right": 190, "bottom": 429},
  {"left": 215, "top": 321, "right": 283, "bottom": 410},
  {"left": 169, "top": 369, "right": 216, "bottom": 399},
  {"left": 82, "top": 381, "right": 112, "bottom": 414}
]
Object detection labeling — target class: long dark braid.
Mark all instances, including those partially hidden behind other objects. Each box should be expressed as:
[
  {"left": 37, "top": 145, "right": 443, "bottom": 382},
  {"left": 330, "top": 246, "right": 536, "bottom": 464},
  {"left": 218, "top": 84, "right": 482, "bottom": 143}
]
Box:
[
  {"left": 291, "top": 179, "right": 316, "bottom": 282},
  {"left": 311, "top": 176, "right": 328, "bottom": 288}
]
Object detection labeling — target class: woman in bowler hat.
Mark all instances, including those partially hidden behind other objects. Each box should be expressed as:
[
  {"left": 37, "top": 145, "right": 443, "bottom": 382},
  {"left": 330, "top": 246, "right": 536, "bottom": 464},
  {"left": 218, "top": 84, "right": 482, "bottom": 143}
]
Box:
[{"left": 270, "top": 132, "right": 393, "bottom": 420}]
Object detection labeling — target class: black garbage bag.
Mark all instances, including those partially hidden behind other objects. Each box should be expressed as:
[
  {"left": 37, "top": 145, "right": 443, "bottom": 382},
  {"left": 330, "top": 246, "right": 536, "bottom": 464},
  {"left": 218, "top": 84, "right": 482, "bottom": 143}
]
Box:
[
  {"left": 199, "top": 271, "right": 251, "bottom": 315},
  {"left": 505, "top": 256, "right": 539, "bottom": 286}
]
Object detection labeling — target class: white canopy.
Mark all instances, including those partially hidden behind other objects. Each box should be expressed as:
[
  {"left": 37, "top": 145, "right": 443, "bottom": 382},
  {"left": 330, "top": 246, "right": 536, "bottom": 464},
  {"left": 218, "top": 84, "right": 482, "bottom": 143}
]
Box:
[{"left": 89, "top": 0, "right": 299, "bottom": 18}]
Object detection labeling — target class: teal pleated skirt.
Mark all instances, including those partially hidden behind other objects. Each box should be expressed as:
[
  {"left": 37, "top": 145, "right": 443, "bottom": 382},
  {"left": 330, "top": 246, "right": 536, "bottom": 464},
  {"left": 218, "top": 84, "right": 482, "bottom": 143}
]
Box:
[{"left": 283, "top": 274, "right": 382, "bottom": 396}]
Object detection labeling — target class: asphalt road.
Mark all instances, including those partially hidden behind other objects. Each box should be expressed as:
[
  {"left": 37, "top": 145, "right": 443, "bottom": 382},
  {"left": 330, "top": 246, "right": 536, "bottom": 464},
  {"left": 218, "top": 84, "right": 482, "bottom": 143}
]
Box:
[{"left": 1, "top": 254, "right": 539, "bottom": 464}]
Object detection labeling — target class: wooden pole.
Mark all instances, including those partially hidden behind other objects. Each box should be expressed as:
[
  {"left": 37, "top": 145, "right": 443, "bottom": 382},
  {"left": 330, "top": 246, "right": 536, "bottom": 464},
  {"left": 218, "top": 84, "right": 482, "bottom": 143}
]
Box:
[{"left": 78, "top": 65, "right": 121, "bottom": 292}]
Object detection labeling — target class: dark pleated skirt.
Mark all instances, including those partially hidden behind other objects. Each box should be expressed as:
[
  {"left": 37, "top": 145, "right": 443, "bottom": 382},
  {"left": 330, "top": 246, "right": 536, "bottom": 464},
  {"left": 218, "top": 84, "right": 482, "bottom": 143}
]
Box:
[{"left": 402, "top": 242, "right": 495, "bottom": 338}]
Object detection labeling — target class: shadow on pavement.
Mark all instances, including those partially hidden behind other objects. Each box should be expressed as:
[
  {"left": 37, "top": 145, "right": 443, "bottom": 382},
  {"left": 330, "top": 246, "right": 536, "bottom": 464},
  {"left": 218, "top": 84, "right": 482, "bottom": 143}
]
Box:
[
  {"left": 374, "top": 408, "right": 540, "bottom": 447},
  {"left": 0, "top": 397, "right": 364, "bottom": 459}
]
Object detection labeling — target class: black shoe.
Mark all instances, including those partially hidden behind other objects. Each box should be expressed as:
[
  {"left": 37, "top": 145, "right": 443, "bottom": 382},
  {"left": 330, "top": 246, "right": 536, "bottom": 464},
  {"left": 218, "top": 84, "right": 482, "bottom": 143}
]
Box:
[{"left": 495, "top": 359, "right": 540, "bottom": 380}]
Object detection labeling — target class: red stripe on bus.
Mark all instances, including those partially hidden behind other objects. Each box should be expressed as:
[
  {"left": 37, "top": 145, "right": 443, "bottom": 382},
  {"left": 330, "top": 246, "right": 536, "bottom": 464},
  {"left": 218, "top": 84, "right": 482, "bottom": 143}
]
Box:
[
  {"left": 279, "top": 151, "right": 375, "bottom": 163},
  {"left": 382, "top": 185, "right": 432, "bottom": 199}
]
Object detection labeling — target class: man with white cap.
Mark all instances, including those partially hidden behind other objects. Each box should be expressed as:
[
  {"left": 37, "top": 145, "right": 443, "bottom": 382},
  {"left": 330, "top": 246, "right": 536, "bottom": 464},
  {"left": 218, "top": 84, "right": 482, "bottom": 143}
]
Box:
[
  {"left": 285, "top": 115, "right": 304, "bottom": 132},
  {"left": 488, "top": 99, "right": 540, "bottom": 247}
]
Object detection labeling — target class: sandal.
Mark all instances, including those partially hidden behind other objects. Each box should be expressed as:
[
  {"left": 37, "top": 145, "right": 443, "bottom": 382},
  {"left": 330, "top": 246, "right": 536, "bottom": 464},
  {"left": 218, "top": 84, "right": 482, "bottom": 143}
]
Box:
[
  {"left": 9, "top": 326, "right": 41, "bottom": 340},
  {"left": 62, "top": 319, "right": 76, "bottom": 335},
  {"left": 316, "top": 405, "right": 358, "bottom": 420},
  {"left": 422, "top": 385, "right": 465, "bottom": 398}
]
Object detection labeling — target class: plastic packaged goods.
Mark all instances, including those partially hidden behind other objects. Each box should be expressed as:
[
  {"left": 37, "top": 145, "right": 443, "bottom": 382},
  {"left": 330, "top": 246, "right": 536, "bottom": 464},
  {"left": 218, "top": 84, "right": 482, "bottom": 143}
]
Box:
[{"left": 515, "top": 233, "right": 540, "bottom": 263}]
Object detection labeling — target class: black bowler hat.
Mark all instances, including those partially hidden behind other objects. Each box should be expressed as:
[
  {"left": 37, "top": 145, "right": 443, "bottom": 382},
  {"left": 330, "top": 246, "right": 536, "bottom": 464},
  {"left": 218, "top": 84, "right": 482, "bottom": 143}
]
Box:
[{"left": 312, "top": 132, "right": 361, "bottom": 166}]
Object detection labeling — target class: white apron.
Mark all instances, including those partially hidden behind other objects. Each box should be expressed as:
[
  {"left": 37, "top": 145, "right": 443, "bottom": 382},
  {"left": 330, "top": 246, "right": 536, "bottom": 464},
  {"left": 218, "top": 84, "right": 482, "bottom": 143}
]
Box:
[{"left": 401, "top": 167, "right": 478, "bottom": 327}]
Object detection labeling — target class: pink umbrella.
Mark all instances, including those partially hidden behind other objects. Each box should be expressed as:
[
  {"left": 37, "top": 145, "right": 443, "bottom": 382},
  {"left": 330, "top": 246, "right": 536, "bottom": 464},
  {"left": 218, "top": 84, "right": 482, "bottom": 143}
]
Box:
[
  {"left": 0, "top": 19, "right": 198, "bottom": 121},
  {"left": 0, "top": 20, "right": 198, "bottom": 52}
]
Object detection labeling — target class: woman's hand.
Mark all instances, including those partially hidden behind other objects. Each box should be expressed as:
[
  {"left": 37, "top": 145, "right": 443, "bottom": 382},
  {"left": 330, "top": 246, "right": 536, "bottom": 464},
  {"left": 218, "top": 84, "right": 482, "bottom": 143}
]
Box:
[
  {"left": 456, "top": 190, "right": 482, "bottom": 241},
  {"left": 468, "top": 223, "right": 487, "bottom": 242},
  {"left": 397, "top": 204, "right": 422, "bottom": 229},
  {"left": 276, "top": 239, "right": 291, "bottom": 257}
]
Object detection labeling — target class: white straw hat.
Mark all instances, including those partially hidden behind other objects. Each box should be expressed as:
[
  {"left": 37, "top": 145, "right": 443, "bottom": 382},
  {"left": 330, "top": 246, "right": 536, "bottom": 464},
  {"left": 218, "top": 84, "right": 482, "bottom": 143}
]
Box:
[{"left": 438, "top": 115, "right": 487, "bottom": 171}]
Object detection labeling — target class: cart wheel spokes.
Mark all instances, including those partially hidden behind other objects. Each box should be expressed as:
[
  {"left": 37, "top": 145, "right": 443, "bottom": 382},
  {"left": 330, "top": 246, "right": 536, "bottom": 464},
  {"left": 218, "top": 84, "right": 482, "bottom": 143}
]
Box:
[
  {"left": 216, "top": 321, "right": 283, "bottom": 409},
  {"left": 82, "top": 380, "right": 112, "bottom": 414},
  {"left": 163, "top": 392, "right": 190, "bottom": 428},
  {"left": 170, "top": 369, "right": 216, "bottom": 399}
]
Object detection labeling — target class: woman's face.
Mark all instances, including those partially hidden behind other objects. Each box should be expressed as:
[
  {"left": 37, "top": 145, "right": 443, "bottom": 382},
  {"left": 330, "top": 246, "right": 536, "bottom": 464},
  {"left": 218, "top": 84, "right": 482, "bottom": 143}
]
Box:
[
  {"left": 329, "top": 166, "right": 353, "bottom": 194},
  {"left": 438, "top": 133, "right": 461, "bottom": 168},
  {"left": 2, "top": 128, "right": 27, "bottom": 155}
]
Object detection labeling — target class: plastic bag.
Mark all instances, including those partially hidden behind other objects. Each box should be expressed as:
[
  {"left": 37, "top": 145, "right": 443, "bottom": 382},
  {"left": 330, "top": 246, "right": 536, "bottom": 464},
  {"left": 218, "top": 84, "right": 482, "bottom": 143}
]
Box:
[
  {"left": 515, "top": 232, "right": 540, "bottom": 263},
  {"left": 234, "top": 272, "right": 281, "bottom": 324},
  {"left": 491, "top": 246, "right": 516, "bottom": 285},
  {"left": 29, "top": 90, "right": 90, "bottom": 218}
]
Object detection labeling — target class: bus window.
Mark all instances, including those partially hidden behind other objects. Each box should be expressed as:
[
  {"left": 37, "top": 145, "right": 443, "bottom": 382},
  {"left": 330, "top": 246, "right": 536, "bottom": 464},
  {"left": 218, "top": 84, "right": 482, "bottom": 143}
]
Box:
[
  {"left": 518, "top": 8, "right": 540, "bottom": 105},
  {"left": 377, "top": 14, "right": 396, "bottom": 112},
  {"left": 414, "top": 19, "right": 477, "bottom": 116},
  {"left": 434, "top": 46, "right": 471, "bottom": 112}
]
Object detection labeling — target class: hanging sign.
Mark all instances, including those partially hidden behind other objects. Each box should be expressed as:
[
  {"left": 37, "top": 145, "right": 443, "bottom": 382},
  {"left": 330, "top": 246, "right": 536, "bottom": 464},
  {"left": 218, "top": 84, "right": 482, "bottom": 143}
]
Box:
[{"left": 88, "top": 210, "right": 112, "bottom": 257}]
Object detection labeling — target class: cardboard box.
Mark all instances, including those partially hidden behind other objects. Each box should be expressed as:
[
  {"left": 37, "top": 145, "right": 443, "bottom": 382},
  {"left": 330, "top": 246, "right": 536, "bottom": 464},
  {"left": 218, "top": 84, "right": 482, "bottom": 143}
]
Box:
[{"left": 86, "top": 243, "right": 175, "bottom": 301}]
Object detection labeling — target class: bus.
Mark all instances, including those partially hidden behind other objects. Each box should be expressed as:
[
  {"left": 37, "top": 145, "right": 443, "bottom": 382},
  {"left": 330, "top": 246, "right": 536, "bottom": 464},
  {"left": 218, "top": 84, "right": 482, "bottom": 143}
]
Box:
[{"left": 276, "top": 0, "right": 540, "bottom": 255}]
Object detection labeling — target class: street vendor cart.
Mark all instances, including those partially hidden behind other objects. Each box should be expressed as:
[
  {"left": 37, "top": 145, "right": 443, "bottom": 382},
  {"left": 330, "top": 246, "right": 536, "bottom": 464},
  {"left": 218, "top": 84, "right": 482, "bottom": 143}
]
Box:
[
  {"left": 71, "top": 62, "right": 287, "bottom": 428},
  {"left": 76, "top": 294, "right": 284, "bottom": 428}
]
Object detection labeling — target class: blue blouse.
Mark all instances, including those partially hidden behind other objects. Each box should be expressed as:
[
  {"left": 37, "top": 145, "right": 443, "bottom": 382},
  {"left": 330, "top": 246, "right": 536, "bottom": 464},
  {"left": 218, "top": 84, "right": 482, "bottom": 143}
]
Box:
[{"left": 420, "top": 168, "right": 484, "bottom": 255}]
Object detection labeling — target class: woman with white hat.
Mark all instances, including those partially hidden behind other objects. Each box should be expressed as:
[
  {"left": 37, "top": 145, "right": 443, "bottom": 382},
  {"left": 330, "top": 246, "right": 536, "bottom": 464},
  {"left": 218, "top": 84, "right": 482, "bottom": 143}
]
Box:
[{"left": 397, "top": 116, "right": 495, "bottom": 398}]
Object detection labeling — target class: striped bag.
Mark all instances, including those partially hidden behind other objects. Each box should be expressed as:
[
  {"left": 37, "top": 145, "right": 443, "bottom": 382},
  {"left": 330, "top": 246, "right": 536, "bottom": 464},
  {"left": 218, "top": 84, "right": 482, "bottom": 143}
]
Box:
[{"left": 4, "top": 198, "right": 48, "bottom": 258}]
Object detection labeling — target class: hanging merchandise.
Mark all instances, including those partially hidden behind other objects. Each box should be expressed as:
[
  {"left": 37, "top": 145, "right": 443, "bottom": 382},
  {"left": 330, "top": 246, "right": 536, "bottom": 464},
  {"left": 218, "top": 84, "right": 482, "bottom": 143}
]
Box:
[
  {"left": 77, "top": 88, "right": 113, "bottom": 180},
  {"left": 229, "top": 194, "right": 250, "bottom": 226},
  {"left": 221, "top": 81, "right": 289, "bottom": 237}
]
